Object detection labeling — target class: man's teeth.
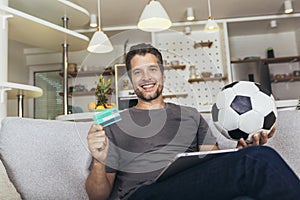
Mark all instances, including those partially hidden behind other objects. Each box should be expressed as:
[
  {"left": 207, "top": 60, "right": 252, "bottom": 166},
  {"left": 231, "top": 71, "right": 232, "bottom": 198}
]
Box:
[{"left": 142, "top": 84, "right": 154, "bottom": 89}]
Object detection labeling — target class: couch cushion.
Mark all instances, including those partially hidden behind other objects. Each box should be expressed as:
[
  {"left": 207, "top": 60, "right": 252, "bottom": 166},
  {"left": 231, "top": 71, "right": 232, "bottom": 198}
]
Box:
[
  {"left": 266, "top": 110, "right": 300, "bottom": 177},
  {"left": 202, "top": 110, "right": 300, "bottom": 177},
  {"left": 0, "top": 117, "right": 92, "bottom": 200}
]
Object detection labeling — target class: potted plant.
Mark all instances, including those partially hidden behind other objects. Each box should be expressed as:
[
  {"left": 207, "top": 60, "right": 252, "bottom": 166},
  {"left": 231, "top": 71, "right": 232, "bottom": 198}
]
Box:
[{"left": 95, "top": 75, "right": 112, "bottom": 109}]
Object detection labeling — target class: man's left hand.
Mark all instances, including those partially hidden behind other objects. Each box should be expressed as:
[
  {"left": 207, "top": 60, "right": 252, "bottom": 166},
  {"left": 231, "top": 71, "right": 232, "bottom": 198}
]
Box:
[{"left": 236, "top": 126, "right": 276, "bottom": 149}]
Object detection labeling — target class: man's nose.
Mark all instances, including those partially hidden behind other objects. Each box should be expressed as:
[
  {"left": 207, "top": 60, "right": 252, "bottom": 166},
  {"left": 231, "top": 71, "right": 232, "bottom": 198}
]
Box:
[{"left": 142, "top": 70, "right": 151, "bottom": 80}]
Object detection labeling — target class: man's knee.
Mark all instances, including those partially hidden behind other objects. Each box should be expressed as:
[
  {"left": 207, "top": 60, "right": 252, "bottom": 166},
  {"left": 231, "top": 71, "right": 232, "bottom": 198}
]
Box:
[{"left": 241, "top": 145, "right": 283, "bottom": 163}]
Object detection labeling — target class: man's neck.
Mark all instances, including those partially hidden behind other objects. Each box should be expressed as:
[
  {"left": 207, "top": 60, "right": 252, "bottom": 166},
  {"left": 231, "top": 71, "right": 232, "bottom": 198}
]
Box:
[{"left": 135, "top": 96, "right": 165, "bottom": 110}]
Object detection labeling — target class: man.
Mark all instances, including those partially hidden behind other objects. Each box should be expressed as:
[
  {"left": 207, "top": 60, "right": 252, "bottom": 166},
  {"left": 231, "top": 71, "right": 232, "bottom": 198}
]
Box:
[{"left": 86, "top": 43, "right": 300, "bottom": 200}]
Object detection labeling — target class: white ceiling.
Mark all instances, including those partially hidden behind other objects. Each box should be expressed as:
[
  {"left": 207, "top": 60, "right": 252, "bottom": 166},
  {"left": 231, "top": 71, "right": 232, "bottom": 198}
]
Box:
[{"left": 7, "top": 0, "right": 300, "bottom": 38}]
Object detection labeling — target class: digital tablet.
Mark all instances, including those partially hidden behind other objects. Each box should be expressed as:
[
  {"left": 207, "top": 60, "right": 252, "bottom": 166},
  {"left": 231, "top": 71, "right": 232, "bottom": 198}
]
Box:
[{"left": 155, "top": 148, "right": 239, "bottom": 182}]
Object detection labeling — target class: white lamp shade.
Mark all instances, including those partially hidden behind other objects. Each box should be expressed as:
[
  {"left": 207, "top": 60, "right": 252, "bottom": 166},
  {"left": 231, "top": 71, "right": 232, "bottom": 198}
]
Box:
[
  {"left": 87, "top": 30, "right": 113, "bottom": 53},
  {"left": 204, "top": 17, "right": 219, "bottom": 32},
  {"left": 138, "top": 1, "right": 172, "bottom": 32}
]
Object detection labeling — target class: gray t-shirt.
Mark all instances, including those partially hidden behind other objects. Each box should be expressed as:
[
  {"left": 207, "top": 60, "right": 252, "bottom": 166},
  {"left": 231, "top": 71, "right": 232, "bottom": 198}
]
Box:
[{"left": 103, "top": 103, "right": 216, "bottom": 199}]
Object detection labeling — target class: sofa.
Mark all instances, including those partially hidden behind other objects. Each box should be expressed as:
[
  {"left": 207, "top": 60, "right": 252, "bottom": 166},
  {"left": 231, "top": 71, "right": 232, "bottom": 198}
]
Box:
[{"left": 0, "top": 110, "right": 299, "bottom": 199}]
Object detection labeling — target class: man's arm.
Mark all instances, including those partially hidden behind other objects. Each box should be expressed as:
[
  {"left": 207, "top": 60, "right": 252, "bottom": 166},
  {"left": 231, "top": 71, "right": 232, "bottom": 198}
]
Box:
[
  {"left": 199, "top": 126, "right": 276, "bottom": 151},
  {"left": 85, "top": 124, "right": 116, "bottom": 200},
  {"left": 199, "top": 144, "right": 219, "bottom": 151},
  {"left": 85, "top": 159, "right": 116, "bottom": 200}
]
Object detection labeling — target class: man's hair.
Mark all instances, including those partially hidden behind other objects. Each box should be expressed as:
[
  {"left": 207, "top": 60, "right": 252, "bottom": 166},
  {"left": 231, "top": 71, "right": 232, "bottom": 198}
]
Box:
[{"left": 125, "top": 43, "right": 164, "bottom": 80}]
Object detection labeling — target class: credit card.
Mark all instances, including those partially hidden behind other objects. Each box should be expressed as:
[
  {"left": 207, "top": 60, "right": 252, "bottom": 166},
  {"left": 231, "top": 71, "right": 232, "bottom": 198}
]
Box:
[{"left": 93, "top": 107, "right": 121, "bottom": 127}]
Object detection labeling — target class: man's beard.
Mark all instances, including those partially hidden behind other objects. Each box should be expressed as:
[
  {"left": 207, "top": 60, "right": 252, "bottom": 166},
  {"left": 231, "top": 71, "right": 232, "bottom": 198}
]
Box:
[{"left": 134, "top": 84, "right": 163, "bottom": 101}]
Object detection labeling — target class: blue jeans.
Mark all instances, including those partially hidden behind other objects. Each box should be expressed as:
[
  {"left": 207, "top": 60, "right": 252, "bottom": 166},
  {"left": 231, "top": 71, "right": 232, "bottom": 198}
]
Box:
[{"left": 129, "top": 146, "right": 300, "bottom": 200}]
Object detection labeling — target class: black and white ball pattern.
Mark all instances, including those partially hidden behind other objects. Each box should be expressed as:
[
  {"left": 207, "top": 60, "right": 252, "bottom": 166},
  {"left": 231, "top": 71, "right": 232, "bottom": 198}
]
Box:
[{"left": 211, "top": 81, "right": 277, "bottom": 142}]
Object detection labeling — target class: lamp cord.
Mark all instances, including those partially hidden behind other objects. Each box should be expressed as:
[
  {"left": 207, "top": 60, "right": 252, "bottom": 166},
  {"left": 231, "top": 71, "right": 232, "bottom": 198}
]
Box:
[
  {"left": 98, "top": 0, "right": 101, "bottom": 30},
  {"left": 208, "top": 0, "right": 212, "bottom": 17}
]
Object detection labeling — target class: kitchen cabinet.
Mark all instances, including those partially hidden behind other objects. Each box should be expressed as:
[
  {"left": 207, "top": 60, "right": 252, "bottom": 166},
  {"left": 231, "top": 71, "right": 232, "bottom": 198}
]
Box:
[
  {"left": 230, "top": 56, "right": 300, "bottom": 100},
  {"left": 231, "top": 56, "right": 300, "bottom": 83},
  {"left": 227, "top": 15, "right": 300, "bottom": 104}
]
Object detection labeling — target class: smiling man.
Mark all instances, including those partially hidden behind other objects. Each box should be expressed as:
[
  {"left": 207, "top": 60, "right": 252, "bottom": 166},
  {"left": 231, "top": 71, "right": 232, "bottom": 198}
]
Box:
[
  {"left": 85, "top": 43, "right": 300, "bottom": 200},
  {"left": 126, "top": 46, "right": 165, "bottom": 107}
]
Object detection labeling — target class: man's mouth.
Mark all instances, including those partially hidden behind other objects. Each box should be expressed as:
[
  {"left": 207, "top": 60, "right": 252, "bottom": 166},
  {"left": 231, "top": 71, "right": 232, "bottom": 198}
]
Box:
[{"left": 140, "top": 82, "right": 156, "bottom": 90}]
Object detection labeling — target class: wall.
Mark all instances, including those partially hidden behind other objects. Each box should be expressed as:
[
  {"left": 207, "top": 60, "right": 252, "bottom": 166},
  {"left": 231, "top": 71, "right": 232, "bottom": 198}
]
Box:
[
  {"left": 229, "top": 31, "right": 298, "bottom": 59},
  {"left": 7, "top": 40, "right": 30, "bottom": 117},
  {"left": 296, "top": 28, "right": 300, "bottom": 55}
]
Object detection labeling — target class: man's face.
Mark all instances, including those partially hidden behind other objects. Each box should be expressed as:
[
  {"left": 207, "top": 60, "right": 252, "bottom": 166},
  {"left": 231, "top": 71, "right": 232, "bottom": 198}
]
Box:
[{"left": 130, "top": 53, "right": 164, "bottom": 101}]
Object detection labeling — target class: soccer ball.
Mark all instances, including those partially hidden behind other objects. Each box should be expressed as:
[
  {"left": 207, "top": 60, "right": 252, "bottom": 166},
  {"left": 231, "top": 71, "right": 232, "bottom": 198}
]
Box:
[{"left": 211, "top": 81, "right": 277, "bottom": 142}]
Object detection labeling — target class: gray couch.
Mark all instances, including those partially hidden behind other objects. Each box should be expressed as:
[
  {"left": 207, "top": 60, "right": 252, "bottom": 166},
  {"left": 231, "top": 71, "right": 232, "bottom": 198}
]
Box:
[{"left": 0, "top": 110, "right": 299, "bottom": 199}]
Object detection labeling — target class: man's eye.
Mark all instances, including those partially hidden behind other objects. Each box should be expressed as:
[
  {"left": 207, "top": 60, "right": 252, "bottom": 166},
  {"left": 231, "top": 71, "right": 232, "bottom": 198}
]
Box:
[
  {"left": 150, "top": 67, "right": 158, "bottom": 71},
  {"left": 133, "top": 71, "right": 141, "bottom": 75}
]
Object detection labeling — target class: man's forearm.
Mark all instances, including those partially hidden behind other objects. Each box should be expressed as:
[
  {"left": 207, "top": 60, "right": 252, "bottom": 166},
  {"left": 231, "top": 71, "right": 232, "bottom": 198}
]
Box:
[{"left": 85, "top": 160, "right": 113, "bottom": 200}]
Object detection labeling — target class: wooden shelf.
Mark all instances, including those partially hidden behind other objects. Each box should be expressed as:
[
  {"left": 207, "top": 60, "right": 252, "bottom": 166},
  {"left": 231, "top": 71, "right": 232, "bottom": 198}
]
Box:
[
  {"left": 60, "top": 68, "right": 114, "bottom": 78},
  {"left": 164, "top": 65, "right": 186, "bottom": 70},
  {"left": 59, "top": 91, "right": 95, "bottom": 97},
  {"left": 231, "top": 56, "right": 300, "bottom": 64},
  {"left": 188, "top": 76, "right": 227, "bottom": 83},
  {"left": 271, "top": 76, "right": 300, "bottom": 83},
  {"left": 71, "top": 91, "right": 95, "bottom": 96},
  {"left": 163, "top": 93, "right": 188, "bottom": 98}
]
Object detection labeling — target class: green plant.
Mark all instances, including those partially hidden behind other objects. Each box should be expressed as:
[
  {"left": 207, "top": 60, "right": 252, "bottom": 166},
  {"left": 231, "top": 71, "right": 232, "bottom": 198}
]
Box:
[{"left": 95, "top": 75, "right": 112, "bottom": 107}]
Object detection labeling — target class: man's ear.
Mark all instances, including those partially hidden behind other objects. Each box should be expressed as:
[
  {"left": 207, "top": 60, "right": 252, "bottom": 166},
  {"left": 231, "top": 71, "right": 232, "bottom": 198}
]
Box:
[{"left": 163, "top": 74, "right": 166, "bottom": 82}]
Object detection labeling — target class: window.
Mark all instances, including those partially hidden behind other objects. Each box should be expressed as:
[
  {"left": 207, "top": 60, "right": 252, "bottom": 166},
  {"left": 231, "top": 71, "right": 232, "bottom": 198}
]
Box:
[{"left": 29, "top": 64, "right": 63, "bottom": 119}]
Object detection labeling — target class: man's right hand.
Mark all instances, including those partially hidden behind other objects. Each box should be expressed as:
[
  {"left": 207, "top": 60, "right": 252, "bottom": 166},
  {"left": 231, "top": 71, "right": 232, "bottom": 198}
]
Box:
[{"left": 87, "top": 124, "right": 109, "bottom": 163}]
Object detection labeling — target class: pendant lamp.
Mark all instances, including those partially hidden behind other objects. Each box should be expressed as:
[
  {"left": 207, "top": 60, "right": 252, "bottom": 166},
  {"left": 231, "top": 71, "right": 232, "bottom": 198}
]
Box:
[
  {"left": 87, "top": 0, "right": 113, "bottom": 53},
  {"left": 204, "top": 0, "right": 219, "bottom": 32},
  {"left": 138, "top": 0, "right": 172, "bottom": 32}
]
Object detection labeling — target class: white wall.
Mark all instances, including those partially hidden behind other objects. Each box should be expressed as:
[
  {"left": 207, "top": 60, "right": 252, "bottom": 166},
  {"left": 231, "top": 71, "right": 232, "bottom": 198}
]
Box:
[
  {"left": 229, "top": 31, "right": 298, "bottom": 60},
  {"left": 295, "top": 28, "right": 300, "bottom": 55},
  {"left": 7, "top": 40, "right": 31, "bottom": 117}
]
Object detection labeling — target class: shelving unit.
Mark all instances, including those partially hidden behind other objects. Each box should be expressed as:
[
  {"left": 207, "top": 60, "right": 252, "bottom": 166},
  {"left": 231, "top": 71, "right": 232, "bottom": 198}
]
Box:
[
  {"left": 0, "top": 0, "right": 90, "bottom": 119},
  {"left": 0, "top": 5, "right": 89, "bottom": 51},
  {"left": 9, "top": 0, "right": 90, "bottom": 28}
]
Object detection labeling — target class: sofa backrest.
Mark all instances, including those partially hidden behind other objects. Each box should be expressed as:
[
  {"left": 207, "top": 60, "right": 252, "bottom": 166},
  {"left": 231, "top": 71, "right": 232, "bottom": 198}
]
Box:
[{"left": 0, "top": 117, "right": 93, "bottom": 200}]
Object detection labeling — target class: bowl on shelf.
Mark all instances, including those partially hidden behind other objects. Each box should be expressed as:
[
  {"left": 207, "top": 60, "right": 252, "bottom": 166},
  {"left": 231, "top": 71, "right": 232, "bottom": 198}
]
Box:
[
  {"left": 293, "top": 70, "right": 300, "bottom": 77},
  {"left": 201, "top": 71, "right": 212, "bottom": 78},
  {"left": 170, "top": 60, "right": 179, "bottom": 66}
]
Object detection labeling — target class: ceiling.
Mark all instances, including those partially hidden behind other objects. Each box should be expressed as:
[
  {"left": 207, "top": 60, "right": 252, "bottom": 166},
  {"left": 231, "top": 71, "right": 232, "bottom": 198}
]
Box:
[{"left": 7, "top": 0, "right": 300, "bottom": 39}]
